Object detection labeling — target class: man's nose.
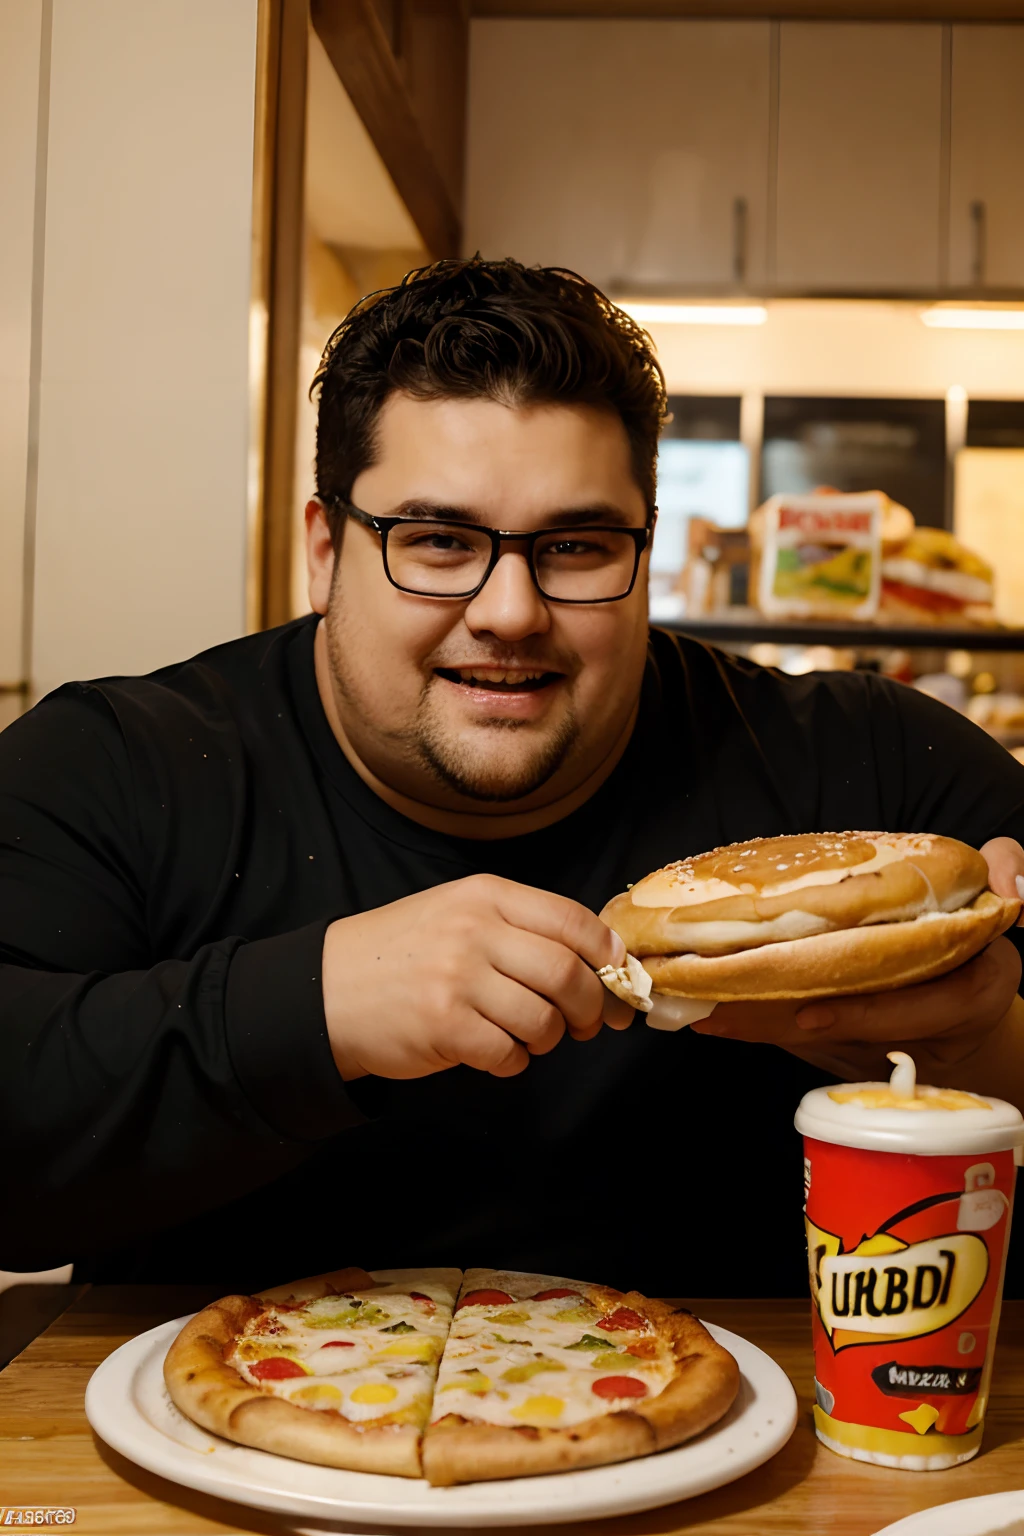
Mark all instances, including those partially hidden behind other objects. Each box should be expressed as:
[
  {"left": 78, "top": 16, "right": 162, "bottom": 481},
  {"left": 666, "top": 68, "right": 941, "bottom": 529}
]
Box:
[{"left": 463, "top": 551, "right": 551, "bottom": 641}]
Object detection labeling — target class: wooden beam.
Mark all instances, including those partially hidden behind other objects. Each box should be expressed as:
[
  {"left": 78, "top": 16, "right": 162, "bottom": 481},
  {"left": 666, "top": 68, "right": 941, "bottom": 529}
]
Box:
[
  {"left": 471, "top": 1, "right": 1024, "bottom": 18},
  {"left": 311, "top": 0, "right": 462, "bottom": 258},
  {"left": 249, "top": 0, "right": 309, "bottom": 632}
]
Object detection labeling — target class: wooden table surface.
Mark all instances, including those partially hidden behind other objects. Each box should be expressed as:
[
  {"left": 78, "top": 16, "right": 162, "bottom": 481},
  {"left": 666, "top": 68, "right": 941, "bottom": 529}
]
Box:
[{"left": 1, "top": 1286, "right": 1022, "bottom": 1535}]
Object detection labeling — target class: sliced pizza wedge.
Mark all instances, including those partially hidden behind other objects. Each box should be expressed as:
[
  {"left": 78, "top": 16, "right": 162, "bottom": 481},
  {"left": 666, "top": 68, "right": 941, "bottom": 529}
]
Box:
[
  {"left": 421, "top": 1267, "right": 739, "bottom": 1485},
  {"left": 163, "top": 1266, "right": 461, "bottom": 1477}
]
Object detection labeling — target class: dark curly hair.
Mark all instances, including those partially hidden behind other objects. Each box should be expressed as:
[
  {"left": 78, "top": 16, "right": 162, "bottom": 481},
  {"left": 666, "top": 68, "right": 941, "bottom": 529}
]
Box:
[{"left": 310, "top": 256, "right": 667, "bottom": 547}]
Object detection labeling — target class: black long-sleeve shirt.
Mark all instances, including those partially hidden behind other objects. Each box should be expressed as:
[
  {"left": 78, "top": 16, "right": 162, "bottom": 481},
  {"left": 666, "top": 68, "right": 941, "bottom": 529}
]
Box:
[{"left": 3, "top": 616, "right": 1024, "bottom": 1297}]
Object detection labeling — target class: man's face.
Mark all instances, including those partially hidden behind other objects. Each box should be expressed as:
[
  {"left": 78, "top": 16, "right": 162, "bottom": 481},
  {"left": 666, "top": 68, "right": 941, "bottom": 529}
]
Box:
[{"left": 308, "top": 392, "right": 652, "bottom": 813}]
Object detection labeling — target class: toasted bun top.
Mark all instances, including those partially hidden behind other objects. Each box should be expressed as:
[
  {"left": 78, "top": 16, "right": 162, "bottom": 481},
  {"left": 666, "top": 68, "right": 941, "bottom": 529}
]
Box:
[
  {"left": 602, "top": 832, "right": 990, "bottom": 960},
  {"left": 628, "top": 831, "right": 982, "bottom": 907}
]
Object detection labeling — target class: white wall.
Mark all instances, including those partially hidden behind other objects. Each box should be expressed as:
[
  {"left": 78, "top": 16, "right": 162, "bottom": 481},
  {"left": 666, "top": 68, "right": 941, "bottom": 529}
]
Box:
[
  {"left": 29, "top": 0, "right": 258, "bottom": 699},
  {"left": 0, "top": 0, "right": 45, "bottom": 689}
]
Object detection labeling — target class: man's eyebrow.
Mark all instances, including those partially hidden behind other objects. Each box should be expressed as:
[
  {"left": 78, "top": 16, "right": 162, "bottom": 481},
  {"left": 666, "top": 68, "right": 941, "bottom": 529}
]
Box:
[
  {"left": 391, "top": 500, "right": 486, "bottom": 523},
  {"left": 542, "top": 504, "right": 640, "bottom": 528},
  {"left": 389, "top": 500, "right": 641, "bottom": 528}
]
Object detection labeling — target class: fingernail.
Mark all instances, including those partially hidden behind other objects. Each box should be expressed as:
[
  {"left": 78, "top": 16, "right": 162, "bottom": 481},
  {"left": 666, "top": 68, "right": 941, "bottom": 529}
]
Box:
[
  {"left": 609, "top": 932, "right": 627, "bottom": 967},
  {"left": 1015, "top": 876, "right": 1024, "bottom": 900},
  {"left": 797, "top": 1005, "right": 836, "bottom": 1032}
]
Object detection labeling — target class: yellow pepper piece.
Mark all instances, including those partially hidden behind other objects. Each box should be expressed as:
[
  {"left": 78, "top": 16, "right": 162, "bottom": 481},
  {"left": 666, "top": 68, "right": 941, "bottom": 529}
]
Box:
[
  {"left": 292, "top": 1383, "right": 342, "bottom": 1406},
  {"left": 442, "top": 1371, "right": 492, "bottom": 1394},
  {"left": 350, "top": 1382, "right": 399, "bottom": 1405},
  {"left": 378, "top": 1339, "right": 435, "bottom": 1360},
  {"left": 510, "top": 1394, "right": 564, "bottom": 1423},
  {"left": 376, "top": 1393, "right": 430, "bottom": 1426},
  {"left": 502, "top": 1359, "right": 565, "bottom": 1384}
]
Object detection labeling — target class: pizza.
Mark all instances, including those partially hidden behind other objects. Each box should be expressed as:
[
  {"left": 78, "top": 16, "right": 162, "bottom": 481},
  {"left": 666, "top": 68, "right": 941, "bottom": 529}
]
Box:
[
  {"left": 163, "top": 1266, "right": 457, "bottom": 1478},
  {"left": 421, "top": 1266, "right": 740, "bottom": 1484},
  {"left": 163, "top": 1264, "right": 739, "bottom": 1485}
]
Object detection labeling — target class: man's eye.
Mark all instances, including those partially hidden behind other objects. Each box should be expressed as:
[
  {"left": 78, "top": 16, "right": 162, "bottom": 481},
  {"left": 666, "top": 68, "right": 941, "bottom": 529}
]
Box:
[
  {"left": 408, "top": 532, "right": 474, "bottom": 553},
  {"left": 547, "top": 539, "right": 602, "bottom": 557}
]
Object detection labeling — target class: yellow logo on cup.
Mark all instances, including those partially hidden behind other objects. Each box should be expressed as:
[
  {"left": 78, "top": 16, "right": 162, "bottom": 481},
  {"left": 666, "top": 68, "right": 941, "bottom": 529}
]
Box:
[{"left": 809, "top": 1225, "right": 989, "bottom": 1351}]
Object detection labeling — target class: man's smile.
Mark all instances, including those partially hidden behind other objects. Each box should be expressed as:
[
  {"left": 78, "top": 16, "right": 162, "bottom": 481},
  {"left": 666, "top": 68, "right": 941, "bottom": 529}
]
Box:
[{"left": 433, "top": 666, "right": 564, "bottom": 694}]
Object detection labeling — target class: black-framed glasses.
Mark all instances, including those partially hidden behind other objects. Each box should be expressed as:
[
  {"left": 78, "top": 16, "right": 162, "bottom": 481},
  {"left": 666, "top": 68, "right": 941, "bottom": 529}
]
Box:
[{"left": 333, "top": 500, "right": 655, "bottom": 604}]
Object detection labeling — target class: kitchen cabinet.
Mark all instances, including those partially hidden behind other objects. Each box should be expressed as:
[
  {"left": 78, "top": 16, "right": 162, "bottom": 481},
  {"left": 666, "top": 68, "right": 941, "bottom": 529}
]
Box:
[
  {"left": 949, "top": 26, "right": 1024, "bottom": 290},
  {"left": 464, "top": 19, "right": 772, "bottom": 292},
  {"left": 774, "top": 23, "right": 944, "bottom": 292}
]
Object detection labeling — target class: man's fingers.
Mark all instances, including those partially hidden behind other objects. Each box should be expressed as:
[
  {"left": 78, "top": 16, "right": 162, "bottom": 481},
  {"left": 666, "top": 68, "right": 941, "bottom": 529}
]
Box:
[
  {"left": 451, "top": 1012, "right": 531, "bottom": 1077},
  {"left": 487, "top": 876, "right": 626, "bottom": 971},
  {"left": 601, "top": 993, "right": 636, "bottom": 1031},
  {"left": 980, "top": 837, "right": 1024, "bottom": 921},
  {"left": 694, "top": 998, "right": 798, "bottom": 1044},
  {"left": 471, "top": 971, "right": 567, "bottom": 1056},
  {"left": 794, "top": 937, "right": 1022, "bottom": 1042},
  {"left": 487, "top": 925, "right": 609, "bottom": 1036}
]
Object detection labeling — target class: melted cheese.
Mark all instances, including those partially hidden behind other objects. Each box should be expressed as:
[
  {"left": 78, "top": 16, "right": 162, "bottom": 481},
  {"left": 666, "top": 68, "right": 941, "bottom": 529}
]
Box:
[
  {"left": 231, "top": 1284, "right": 455, "bottom": 1426},
  {"left": 431, "top": 1270, "right": 673, "bottom": 1431}
]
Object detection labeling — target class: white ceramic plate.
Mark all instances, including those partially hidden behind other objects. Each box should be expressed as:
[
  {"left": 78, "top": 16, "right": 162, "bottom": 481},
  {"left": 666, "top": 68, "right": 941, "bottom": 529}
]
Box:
[
  {"left": 85, "top": 1315, "right": 796, "bottom": 1531},
  {"left": 873, "top": 1490, "right": 1024, "bottom": 1536}
]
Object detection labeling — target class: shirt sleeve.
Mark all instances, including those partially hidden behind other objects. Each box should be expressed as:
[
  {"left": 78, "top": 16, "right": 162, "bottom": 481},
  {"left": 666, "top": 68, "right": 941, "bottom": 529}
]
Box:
[
  {"left": 0, "top": 688, "right": 364, "bottom": 1273},
  {"left": 871, "top": 675, "right": 1024, "bottom": 975},
  {"left": 873, "top": 677, "right": 1024, "bottom": 847}
]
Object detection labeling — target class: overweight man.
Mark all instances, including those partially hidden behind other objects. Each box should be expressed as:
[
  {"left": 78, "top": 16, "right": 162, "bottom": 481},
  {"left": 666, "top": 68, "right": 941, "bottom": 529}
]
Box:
[{"left": 3, "top": 257, "right": 1024, "bottom": 1297}]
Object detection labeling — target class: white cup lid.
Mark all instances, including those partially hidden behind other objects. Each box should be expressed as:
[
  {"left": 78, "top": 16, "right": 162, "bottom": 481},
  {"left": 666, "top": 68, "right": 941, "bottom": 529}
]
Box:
[{"left": 795, "top": 1052, "right": 1024, "bottom": 1156}]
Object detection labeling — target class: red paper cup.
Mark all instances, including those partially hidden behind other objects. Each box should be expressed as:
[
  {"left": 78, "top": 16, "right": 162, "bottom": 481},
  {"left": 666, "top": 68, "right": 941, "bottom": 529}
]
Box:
[{"left": 795, "top": 1077, "right": 1024, "bottom": 1469}]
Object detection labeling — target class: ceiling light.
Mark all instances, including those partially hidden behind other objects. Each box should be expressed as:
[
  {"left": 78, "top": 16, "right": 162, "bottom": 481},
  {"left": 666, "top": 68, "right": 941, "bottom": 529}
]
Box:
[
  {"left": 920, "top": 307, "right": 1024, "bottom": 331},
  {"left": 622, "top": 303, "right": 768, "bottom": 327}
]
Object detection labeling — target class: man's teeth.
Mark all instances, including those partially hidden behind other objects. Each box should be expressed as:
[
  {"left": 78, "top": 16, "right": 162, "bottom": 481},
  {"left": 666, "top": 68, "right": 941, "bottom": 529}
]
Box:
[{"left": 455, "top": 668, "right": 547, "bottom": 685}]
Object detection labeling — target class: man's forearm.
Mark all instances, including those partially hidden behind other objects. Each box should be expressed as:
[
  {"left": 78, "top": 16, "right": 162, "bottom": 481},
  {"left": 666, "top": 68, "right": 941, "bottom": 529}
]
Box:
[{"left": 0, "top": 927, "right": 359, "bottom": 1269}]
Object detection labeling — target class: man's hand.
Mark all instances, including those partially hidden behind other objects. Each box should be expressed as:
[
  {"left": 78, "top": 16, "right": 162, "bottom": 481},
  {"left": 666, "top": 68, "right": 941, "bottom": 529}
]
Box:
[
  {"left": 691, "top": 837, "right": 1024, "bottom": 1087},
  {"left": 322, "top": 875, "right": 634, "bottom": 1082}
]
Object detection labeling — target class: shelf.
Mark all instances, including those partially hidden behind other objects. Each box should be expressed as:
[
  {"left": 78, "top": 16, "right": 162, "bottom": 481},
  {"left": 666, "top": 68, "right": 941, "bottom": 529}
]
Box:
[{"left": 659, "top": 617, "right": 1024, "bottom": 651}]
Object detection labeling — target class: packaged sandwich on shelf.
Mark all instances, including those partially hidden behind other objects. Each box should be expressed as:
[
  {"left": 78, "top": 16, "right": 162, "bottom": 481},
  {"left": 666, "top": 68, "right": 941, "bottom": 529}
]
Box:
[
  {"left": 748, "top": 485, "right": 1000, "bottom": 632},
  {"left": 749, "top": 492, "right": 883, "bottom": 621}
]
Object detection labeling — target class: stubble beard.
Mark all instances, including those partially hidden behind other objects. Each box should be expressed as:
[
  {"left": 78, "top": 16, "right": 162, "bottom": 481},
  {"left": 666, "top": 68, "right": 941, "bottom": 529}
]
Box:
[
  {"left": 324, "top": 609, "right": 582, "bottom": 804},
  {"left": 416, "top": 694, "right": 581, "bottom": 802}
]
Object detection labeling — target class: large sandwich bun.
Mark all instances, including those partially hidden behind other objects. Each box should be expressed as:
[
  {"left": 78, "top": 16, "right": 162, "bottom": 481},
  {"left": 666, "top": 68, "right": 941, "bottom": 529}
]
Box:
[{"left": 600, "top": 831, "right": 1019, "bottom": 1002}]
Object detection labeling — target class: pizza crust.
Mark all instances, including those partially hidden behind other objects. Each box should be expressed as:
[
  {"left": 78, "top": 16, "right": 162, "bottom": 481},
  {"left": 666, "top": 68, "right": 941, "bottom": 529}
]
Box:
[
  {"left": 420, "top": 1293, "right": 739, "bottom": 1486},
  {"left": 163, "top": 1269, "right": 426, "bottom": 1477},
  {"left": 421, "top": 1407, "right": 653, "bottom": 1483},
  {"left": 624, "top": 1299, "right": 742, "bottom": 1448}
]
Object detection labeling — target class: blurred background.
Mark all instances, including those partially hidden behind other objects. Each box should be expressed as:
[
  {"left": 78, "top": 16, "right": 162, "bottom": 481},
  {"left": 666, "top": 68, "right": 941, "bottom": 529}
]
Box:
[{"left": 6, "top": 0, "right": 1024, "bottom": 763}]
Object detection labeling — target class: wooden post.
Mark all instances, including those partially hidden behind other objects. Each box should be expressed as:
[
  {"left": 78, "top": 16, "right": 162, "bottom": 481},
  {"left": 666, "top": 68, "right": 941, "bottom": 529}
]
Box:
[{"left": 249, "top": 0, "right": 309, "bottom": 633}]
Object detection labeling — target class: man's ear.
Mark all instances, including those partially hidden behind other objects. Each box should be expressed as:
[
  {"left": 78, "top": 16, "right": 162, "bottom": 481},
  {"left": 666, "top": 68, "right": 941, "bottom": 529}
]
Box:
[{"left": 306, "top": 499, "right": 336, "bottom": 615}]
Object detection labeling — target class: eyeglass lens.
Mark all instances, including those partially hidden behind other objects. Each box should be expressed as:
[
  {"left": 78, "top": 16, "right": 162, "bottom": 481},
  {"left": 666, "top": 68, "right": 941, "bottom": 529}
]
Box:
[{"left": 384, "top": 522, "right": 640, "bottom": 600}]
